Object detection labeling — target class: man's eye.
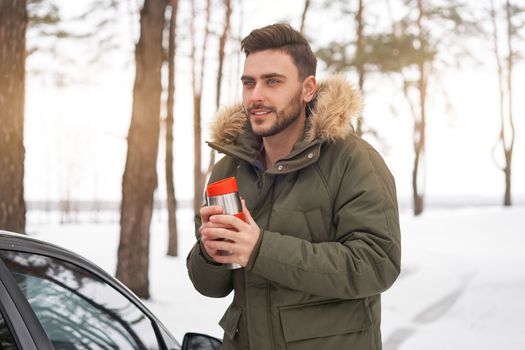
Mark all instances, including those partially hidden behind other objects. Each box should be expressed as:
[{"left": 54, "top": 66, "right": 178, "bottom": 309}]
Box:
[
  {"left": 242, "top": 81, "right": 255, "bottom": 88},
  {"left": 268, "top": 79, "right": 279, "bottom": 85}
]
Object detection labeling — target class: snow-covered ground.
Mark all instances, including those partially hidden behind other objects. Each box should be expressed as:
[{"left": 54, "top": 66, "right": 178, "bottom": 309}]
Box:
[{"left": 27, "top": 206, "right": 525, "bottom": 349}]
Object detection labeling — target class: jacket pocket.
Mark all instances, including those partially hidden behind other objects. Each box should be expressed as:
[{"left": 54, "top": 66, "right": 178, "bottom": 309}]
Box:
[
  {"left": 279, "top": 299, "right": 371, "bottom": 343},
  {"left": 219, "top": 302, "right": 242, "bottom": 340},
  {"left": 269, "top": 207, "right": 330, "bottom": 242}
]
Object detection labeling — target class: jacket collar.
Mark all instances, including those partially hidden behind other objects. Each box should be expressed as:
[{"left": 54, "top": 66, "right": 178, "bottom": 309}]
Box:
[{"left": 207, "top": 75, "right": 362, "bottom": 173}]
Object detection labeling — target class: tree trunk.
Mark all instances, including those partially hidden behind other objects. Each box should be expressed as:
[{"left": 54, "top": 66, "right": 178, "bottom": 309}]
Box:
[
  {"left": 503, "top": 0, "right": 515, "bottom": 206},
  {"left": 355, "top": 0, "right": 365, "bottom": 136},
  {"left": 191, "top": 0, "right": 211, "bottom": 214},
  {"left": 412, "top": 72, "right": 427, "bottom": 216},
  {"left": 116, "top": 0, "right": 167, "bottom": 299},
  {"left": 193, "top": 93, "right": 202, "bottom": 211},
  {"left": 204, "top": 0, "right": 232, "bottom": 183},
  {"left": 232, "top": 0, "right": 244, "bottom": 97},
  {"left": 0, "top": 0, "right": 27, "bottom": 233},
  {"left": 490, "top": 0, "right": 516, "bottom": 207},
  {"left": 166, "top": 0, "right": 179, "bottom": 256},
  {"left": 216, "top": 0, "right": 231, "bottom": 109},
  {"left": 412, "top": 0, "right": 427, "bottom": 216},
  {"left": 190, "top": 1, "right": 198, "bottom": 213},
  {"left": 412, "top": 135, "right": 425, "bottom": 216},
  {"left": 504, "top": 150, "right": 512, "bottom": 206},
  {"left": 300, "top": 0, "right": 310, "bottom": 34},
  {"left": 490, "top": 0, "right": 507, "bottom": 206}
]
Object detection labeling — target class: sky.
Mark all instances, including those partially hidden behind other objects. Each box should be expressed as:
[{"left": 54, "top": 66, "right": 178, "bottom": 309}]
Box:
[{"left": 23, "top": 0, "right": 525, "bottom": 206}]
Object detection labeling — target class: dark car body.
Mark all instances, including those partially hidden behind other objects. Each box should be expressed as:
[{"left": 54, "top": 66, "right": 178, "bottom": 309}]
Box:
[{"left": 0, "top": 230, "right": 220, "bottom": 350}]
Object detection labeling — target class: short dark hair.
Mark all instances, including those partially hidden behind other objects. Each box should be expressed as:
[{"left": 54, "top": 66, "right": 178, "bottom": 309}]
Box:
[{"left": 241, "top": 23, "right": 317, "bottom": 80}]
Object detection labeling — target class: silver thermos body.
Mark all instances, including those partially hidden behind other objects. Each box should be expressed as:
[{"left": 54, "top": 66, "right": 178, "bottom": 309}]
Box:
[{"left": 206, "top": 178, "right": 244, "bottom": 270}]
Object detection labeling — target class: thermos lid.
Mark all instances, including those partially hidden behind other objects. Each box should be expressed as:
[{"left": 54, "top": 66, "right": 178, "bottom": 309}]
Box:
[{"left": 207, "top": 177, "right": 239, "bottom": 197}]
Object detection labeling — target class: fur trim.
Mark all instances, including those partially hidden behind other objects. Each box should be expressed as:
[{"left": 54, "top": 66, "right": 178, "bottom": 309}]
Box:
[
  {"left": 210, "top": 75, "right": 362, "bottom": 144},
  {"left": 210, "top": 104, "right": 247, "bottom": 144},
  {"left": 305, "top": 74, "right": 362, "bottom": 143}
]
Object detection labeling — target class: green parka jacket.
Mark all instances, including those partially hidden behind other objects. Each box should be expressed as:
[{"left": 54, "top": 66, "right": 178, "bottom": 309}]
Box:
[{"left": 187, "top": 76, "right": 401, "bottom": 350}]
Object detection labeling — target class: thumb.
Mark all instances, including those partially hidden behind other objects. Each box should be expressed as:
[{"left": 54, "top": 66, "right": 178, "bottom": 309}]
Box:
[{"left": 241, "top": 198, "right": 255, "bottom": 224}]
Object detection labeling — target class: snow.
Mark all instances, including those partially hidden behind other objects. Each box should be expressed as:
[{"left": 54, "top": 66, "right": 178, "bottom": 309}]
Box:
[
  {"left": 382, "top": 207, "right": 525, "bottom": 349},
  {"left": 27, "top": 206, "right": 525, "bottom": 349}
]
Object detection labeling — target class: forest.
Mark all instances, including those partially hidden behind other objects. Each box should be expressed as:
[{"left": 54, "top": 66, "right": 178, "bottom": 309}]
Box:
[{"left": 1, "top": 0, "right": 524, "bottom": 298}]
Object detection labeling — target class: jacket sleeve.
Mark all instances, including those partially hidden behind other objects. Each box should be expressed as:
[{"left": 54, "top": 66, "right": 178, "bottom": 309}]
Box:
[
  {"left": 186, "top": 214, "right": 234, "bottom": 298},
  {"left": 247, "top": 144, "right": 401, "bottom": 300}
]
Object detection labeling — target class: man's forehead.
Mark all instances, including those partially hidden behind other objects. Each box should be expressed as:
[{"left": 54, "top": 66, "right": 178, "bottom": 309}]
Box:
[{"left": 242, "top": 49, "right": 298, "bottom": 78}]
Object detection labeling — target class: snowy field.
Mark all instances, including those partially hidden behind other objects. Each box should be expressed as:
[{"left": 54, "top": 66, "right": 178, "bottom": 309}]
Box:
[{"left": 27, "top": 206, "right": 525, "bottom": 349}]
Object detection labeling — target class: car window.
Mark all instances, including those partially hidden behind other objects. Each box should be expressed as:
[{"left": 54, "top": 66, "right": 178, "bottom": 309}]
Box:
[
  {"left": 0, "top": 308, "right": 17, "bottom": 350},
  {"left": 0, "top": 251, "right": 160, "bottom": 350}
]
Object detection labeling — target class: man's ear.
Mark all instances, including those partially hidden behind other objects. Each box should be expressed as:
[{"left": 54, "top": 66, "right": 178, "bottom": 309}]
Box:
[{"left": 302, "top": 75, "right": 317, "bottom": 103}]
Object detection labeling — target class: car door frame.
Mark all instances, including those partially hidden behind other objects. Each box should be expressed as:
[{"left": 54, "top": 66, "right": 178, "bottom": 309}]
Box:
[
  {"left": 0, "top": 231, "right": 179, "bottom": 350},
  {"left": 0, "top": 256, "right": 54, "bottom": 350}
]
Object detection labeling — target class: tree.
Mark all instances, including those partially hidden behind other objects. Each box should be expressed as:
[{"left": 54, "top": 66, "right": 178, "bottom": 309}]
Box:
[
  {"left": 316, "top": 0, "right": 369, "bottom": 137},
  {"left": 204, "top": 0, "right": 233, "bottom": 182},
  {"left": 0, "top": 0, "right": 28, "bottom": 233},
  {"left": 373, "top": 0, "right": 476, "bottom": 215},
  {"left": 320, "top": 0, "right": 477, "bottom": 215},
  {"left": 116, "top": 0, "right": 167, "bottom": 299},
  {"left": 411, "top": 0, "right": 428, "bottom": 216},
  {"left": 489, "top": 0, "right": 522, "bottom": 206},
  {"left": 354, "top": 0, "right": 365, "bottom": 136},
  {"left": 216, "top": 0, "right": 232, "bottom": 109},
  {"left": 300, "top": 0, "right": 311, "bottom": 34},
  {"left": 166, "top": 0, "right": 179, "bottom": 257},
  {"left": 191, "top": 0, "right": 212, "bottom": 214},
  {"left": 25, "top": 0, "right": 133, "bottom": 223},
  {"left": 390, "top": 1, "right": 450, "bottom": 215}
]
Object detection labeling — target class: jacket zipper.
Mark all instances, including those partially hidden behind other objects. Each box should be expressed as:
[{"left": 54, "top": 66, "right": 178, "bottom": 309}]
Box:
[{"left": 265, "top": 181, "right": 276, "bottom": 350}]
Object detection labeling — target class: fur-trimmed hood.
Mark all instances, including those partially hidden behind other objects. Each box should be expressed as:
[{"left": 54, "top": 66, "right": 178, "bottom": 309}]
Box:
[{"left": 209, "top": 75, "right": 362, "bottom": 145}]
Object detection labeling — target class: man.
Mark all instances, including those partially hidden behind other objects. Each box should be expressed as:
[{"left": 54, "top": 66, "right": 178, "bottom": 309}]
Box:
[{"left": 187, "top": 23, "right": 401, "bottom": 350}]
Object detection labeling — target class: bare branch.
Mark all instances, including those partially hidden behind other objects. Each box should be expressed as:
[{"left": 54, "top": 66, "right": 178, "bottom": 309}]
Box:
[{"left": 300, "top": 0, "right": 311, "bottom": 34}]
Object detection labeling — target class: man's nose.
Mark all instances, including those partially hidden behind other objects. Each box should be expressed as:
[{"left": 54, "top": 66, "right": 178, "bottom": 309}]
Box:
[{"left": 248, "top": 83, "right": 265, "bottom": 104}]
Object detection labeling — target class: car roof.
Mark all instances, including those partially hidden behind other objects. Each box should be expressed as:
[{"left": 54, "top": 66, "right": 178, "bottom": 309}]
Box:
[
  {"left": 0, "top": 230, "right": 158, "bottom": 323},
  {"left": 0, "top": 230, "right": 115, "bottom": 281}
]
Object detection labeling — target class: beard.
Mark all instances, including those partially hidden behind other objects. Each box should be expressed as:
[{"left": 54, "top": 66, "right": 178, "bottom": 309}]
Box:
[{"left": 246, "top": 89, "right": 303, "bottom": 138}]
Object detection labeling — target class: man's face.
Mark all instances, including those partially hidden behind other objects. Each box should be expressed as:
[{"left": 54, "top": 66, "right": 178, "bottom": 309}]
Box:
[{"left": 241, "top": 50, "right": 306, "bottom": 138}]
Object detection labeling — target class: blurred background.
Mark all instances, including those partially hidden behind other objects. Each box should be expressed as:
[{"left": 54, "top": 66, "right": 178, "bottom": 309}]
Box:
[{"left": 1, "top": 0, "right": 524, "bottom": 348}]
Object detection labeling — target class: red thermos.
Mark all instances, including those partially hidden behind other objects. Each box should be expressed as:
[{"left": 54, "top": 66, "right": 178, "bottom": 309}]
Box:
[{"left": 206, "top": 177, "right": 244, "bottom": 269}]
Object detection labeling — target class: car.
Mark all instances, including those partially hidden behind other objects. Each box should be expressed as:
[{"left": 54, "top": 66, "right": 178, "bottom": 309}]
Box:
[{"left": 0, "top": 230, "right": 222, "bottom": 350}]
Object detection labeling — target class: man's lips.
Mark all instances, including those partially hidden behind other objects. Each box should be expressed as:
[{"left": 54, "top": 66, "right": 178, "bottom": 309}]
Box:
[
  {"left": 248, "top": 106, "right": 275, "bottom": 116},
  {"left": 251, "top": 110, "right": 272, "bottom": 116}
]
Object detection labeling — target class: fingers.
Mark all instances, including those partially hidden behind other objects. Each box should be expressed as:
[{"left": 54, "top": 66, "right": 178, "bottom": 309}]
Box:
[
  {"left": 205, "top": 250, "right": 235, "bottom": 265},
  {"left": 199, "top": 200, "right": 258, "bottom": 267},
  {"left": 202, "top": 221, "right": 233, "bottom": 230},
  {"left": 241, "top": 199, "right": 255, "bottom": 225},
  {"left": 203, "top": 239, "right": 244, "bottom": 266},
  {"left": 199, "top": 205, "right": 223, "bottom": 223},
  {"left": 205, "top": 239, "right": 236, "bottom": 253},
  {"left": 201, "top": 242, "right": 219, "bottom": 257},
  {"left": 209, "top": 214, "right": 246, "bottom": 231},
  {"left": 201, "top": 226, "right": 237, "bottom": 242}
]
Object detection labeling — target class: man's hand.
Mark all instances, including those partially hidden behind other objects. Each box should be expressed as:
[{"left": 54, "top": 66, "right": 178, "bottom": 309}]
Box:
[
  {"left": 200, "top": 199, "right": 261, "bottom": 267},
  {"left": 199, "top": 204, "right": 228, "bottom": 259}
]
